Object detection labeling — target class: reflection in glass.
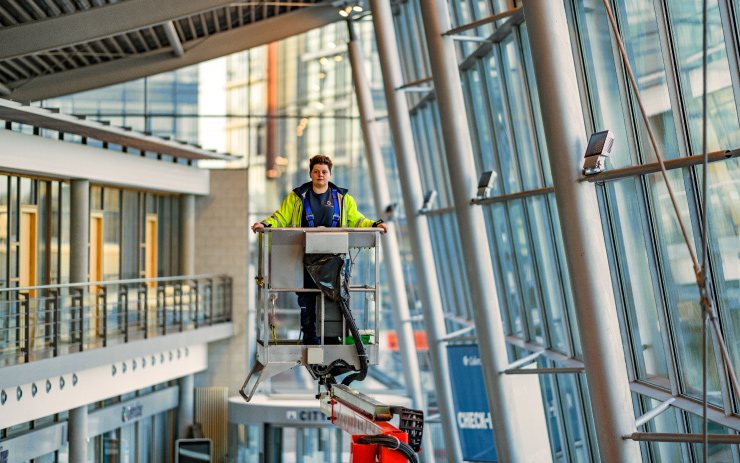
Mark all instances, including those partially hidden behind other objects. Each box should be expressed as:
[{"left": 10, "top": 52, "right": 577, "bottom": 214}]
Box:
[
  {"left": 508, "top": 200, "right": 544, "bottom": 343},
  {"left": 574, "top": 0, "right": 634, "bottom": 169},
  {"left": 614, "top": 0, "right": 680, "bottom": 162},
  {"left": 666, "top": 0, "right": 740, "bottom": 153},
  {"left": 519, "top": 24, "right": 552, "bottom": 185},
  {"left": 644, "top": 397, "right": 682, "bottom": 462},
  {"left": 607, "top": 179, "right": 669, "bottom": 387},
  {"left": 687, "top": 411, "right": 733, "bottom": 462},
  {"left": 539, "top": 372, "right": 567, "bottom": 462},
  {"left": 557, "top": 366, "right": 591, "bottom": 462},
  {"left": 528, "top": 195, "right": 567, "bottom": 352},
  {"left": 701, "top": 159, "right": 740, "bottom": 395},
  {"left": 485, "top": 49, "right": 519, "bottom": 194},
  {"left": 464, "top": 67, "right": 502, "bottom": 196},
  {"left": 486, "top": 203, "right": 524, "bottom": 337},
  {"left": 549, "top": 196, "right": 581, "bottom": 356},
  {"left": 502, "top": 37, "right": 542, "bottom": 190},
  {"left": 649, "top": 171, "right": 721, "bottom": 402}
]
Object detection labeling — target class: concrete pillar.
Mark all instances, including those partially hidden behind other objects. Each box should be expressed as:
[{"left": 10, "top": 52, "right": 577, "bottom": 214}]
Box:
[
  {"left": 522, "top": 1, "right": 641, "bottom": 461},
  {"left": 68, "top": 405, "right": 88, "bottom": 463},
  {"left": 346, "top": 20, "right": 433, "bottom": 462},
  {"left": 417, "top": 0, "right": 525, "bottom": 460},
  {"left": 69, "top": 179, "right": 89, "bottom": 284},
  {"left": 368, "top": 0, "right": 462, "bottom": 460},
  {"left": 178, "top": 374, "right": 194, "bottom": 439},
  {"left": 180, "top": 194, "right": 195, "bottom": 276}
]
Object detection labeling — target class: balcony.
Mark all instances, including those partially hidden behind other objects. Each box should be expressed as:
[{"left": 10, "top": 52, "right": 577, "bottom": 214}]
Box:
[{"left": 0, "top": 274, "right": 232, "bottom": 368}]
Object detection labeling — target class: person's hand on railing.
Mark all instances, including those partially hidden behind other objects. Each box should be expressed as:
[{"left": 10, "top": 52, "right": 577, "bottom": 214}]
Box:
[
  {"left": 251, "top": 222, "right": 265, "bottom": 233},
  {"left": 375, "top": 223, "right": 388, "bottom": 235}
]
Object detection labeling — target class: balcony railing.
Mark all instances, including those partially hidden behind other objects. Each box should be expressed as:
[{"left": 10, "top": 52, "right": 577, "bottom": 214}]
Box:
[{"left": 0, "top": 274, "right": 232, "bottom": 367}]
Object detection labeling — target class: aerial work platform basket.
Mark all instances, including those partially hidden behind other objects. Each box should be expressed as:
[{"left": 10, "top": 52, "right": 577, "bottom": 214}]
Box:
[{"left": 240, "top": 228, "right": 381, "bottom": 402}]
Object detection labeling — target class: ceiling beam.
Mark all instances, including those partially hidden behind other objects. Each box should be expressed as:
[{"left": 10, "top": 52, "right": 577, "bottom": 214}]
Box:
[
  {"left": 6, "top": 5, "right": 341, "bottom": 101},
  {"left": 0, "top": 0, "right": 278, "bottom": 60}
]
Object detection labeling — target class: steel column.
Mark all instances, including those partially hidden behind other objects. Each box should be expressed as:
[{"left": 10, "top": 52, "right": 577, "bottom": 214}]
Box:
[
  {"left": 69, "top": 179, "right": 89, "bottom": 285},
  {"left": 180, "top": 194, "right": 195, "bottom": 276},
  {"left": 178, "top": 374, "right": 195, "bottom": 439},
  {"left": 521, "top": 1, "right": 641, "bottom": 461},
  {"left": 416, "top": 0, "right": 525, "bottom": 460},
  {"left": 68, "top": 405, "right": 88, "bottom": 463},
  {"left": 368, "top": 0, "right": 462, "bottom": 460},
  {"left": 70, "top": 179, "right": 88, "bottom": 353},
  {"left": 346, "top": 20, "right": 433, "bottom": 462}
]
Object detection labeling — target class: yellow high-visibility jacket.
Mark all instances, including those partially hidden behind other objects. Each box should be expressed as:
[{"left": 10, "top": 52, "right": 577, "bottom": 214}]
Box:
[{"left": 260, "top": 182, "right": 378, "bottom": 228}]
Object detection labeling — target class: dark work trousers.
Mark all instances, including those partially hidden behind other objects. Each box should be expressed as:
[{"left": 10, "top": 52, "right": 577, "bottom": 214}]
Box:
[
  {"left": 297, "top": 268, "right": 341, "bottom": 345},
  {"left": 297, "top": 268, "right": 320, "bottom": 345}
]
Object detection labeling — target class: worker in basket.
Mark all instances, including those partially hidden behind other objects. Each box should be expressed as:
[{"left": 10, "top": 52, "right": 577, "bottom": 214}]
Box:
[{"left": 251, "top": 155, "right": 388, "bottom": 345}]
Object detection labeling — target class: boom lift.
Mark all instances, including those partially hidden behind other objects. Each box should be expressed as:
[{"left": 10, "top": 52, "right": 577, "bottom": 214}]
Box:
[{"left": 240, "top": 228, "right": 423, "bottom": 462}]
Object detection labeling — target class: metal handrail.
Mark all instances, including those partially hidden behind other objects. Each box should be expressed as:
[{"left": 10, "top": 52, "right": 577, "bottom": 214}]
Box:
[
  {"left": 0, "top": 273, "right": 229, "bottom": 293},
  {"left": 0, "top": 274, "right": 233, "bottom": 367}
]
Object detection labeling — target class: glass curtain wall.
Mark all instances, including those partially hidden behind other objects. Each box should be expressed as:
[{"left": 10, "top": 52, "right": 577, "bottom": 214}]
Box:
[
  {"left": 570, "top": 0, "right": 740, "bottom": 461},
  {"left": 394, "top": 0, "right": 740, "bottom": 461}
]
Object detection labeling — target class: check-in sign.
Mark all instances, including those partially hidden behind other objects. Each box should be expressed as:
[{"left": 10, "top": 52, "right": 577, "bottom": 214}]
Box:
[{"left": 447, "top": 344, "right": 497, "bottom": 462}]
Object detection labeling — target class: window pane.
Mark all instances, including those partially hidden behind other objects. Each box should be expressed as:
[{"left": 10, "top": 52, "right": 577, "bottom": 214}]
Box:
[
  {"left": 549, "top": 195, "right": 582, "bottom": 356},
  {"left": 508, "top": 200, "right": 544, "bottom": 343},
  {"left": 646, "top": 397, "right": 683, "bottom": 462},
  {"left": 486, "top": 203, "right": 524, "bottom": 337},
  {"left": 464, "top": 66, "right": 502, "bottom": 196},
  {"left": 666, "top": 0, "right": 740, "bottom": 153},
  {"left": 519, "top": 24, "right": 552, "bottom": 185},
  {"left": 556, "top": 370, "right": 592, "bottom": 462},
  {"left": 703, "top": 159, "right": 740, "bottom": 395},
  {"left": 574, "top": 0, "right": 634, "bottom": 169},
  {"left": 485, "top": 49, "right": 520, "bottom": 194},
  {"left": 615, "top": 0, "right": 681, "bottom": 162},
  {"left": 528, "top": 195, "right": 568, "bottom": 352},
  {"left": 539, "top": 370, "right": 568, "bottom": 462},
  {"left": 686, "top": 411, "right": 733, "bottom": 462},
  {"left": 607, "top": 179, "right": 669, "bottom": 387},
  {"left": 649, "top": 170, "right": 721, "bottom": 402},
  {"left": 502, "top": 37, "right": 542, "bottom": 190}
]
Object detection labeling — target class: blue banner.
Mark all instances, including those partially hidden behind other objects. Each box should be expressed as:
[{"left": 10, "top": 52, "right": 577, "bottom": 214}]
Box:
[{"left": 446, "top": 344, "right": 497, "bottom": 462}]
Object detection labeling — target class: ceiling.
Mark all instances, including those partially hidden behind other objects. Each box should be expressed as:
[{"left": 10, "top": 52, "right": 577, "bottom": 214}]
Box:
[{"left": 0, "top": 0, "right": 344, "bottom": 101}]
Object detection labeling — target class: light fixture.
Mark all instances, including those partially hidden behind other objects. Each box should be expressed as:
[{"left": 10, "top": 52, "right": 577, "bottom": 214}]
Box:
[
  {"left": 319, "top": 57, "right": 328, "bottom": 65},
  {"left": 334, "top": 0, "right": 363, "bottom": 17},
  {"left": 476, "top": 171, "right": 497, "bottom": 199},
  {"left": 420, "top": 190, "right": 437, "bottom": 212},
  {"left": 583, "top": 129, "right": 614, "bottom": 175},
  {"left": 334, "top": 55, "right": 343, "bottom": 62}
]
